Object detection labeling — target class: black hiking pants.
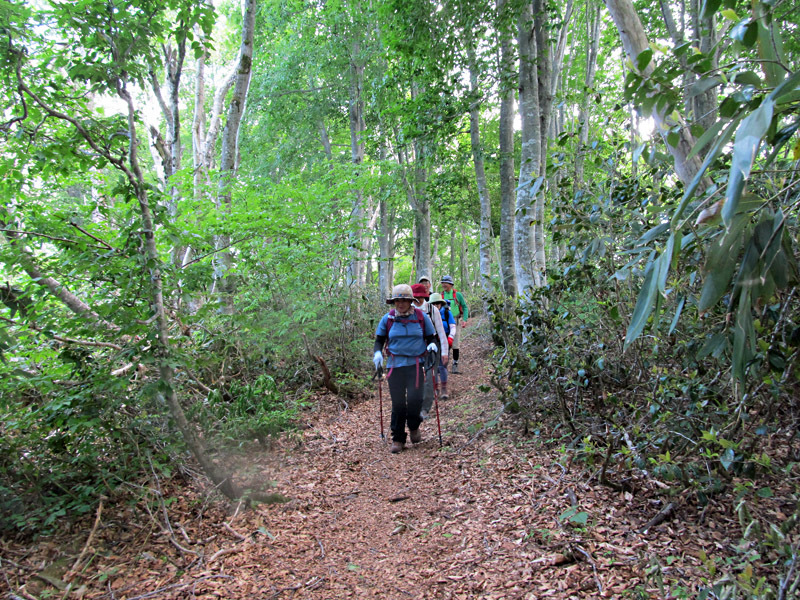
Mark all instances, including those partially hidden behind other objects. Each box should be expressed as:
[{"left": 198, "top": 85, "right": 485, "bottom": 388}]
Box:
[{"left": 387, "top": 363, "right": 424, "bottom": 443}]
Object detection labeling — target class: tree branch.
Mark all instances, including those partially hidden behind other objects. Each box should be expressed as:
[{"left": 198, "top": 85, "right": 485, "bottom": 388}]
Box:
[
  {"left": 181, "top": 235, "right": 256, "bottom": 268},
  {"left": 69, "top": 222, "right": 117, "bottom": 250},
  {"left": 1, "top": 315, "right": 123, "bottom": 350}
]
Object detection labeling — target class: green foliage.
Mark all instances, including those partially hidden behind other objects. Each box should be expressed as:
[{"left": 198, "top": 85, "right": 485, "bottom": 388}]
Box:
[
  {"left": 619, "top": 0, "right": 800, "bottom": 398},
  {"left": 0, "top": 361, "right": 178, "bottom": 535},
  {"left": 189, "top": 374, "right": 301, "bottom": 446}
]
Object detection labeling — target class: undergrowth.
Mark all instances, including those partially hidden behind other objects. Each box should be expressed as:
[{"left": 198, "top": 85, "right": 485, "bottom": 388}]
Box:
[{"left": 487, "top": 269, "right": 800, "bottom": 598}]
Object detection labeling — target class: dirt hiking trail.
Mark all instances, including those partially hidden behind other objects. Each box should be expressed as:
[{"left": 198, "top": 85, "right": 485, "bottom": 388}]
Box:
[{"left": 5, "top": 320, "right": 788, "bottom": 599}]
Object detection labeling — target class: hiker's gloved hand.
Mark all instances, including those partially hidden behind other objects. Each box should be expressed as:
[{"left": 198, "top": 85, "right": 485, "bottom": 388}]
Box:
[
  {"left": 426, "top": 343, "right": 438, "bottom": 354},
  {"left": 373, "top": 351, "right": 383, "bottom": 371}
]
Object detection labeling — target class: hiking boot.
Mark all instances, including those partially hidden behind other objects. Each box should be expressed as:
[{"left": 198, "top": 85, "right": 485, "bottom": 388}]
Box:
[
  {"left": 391, "top": 441, "right": 404, "bottom": 454},
  {"left": 420, "top": 409, "right": 429, "bottom": 421},
  {"left": 409, "top": 429, "right": 422, "bottom": 444},
  {"left": 440, "top": 383, "right": 448, "bottom": 399},
  {"left": 451, "top": 361, "right": 459, "bottom": 374}
]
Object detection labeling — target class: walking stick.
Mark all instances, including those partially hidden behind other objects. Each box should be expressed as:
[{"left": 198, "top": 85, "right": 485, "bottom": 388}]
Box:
[
  {"left": 433, "top": 375, "right": 443, "bottom": 448},
  {"left": 424, "top": 353, "right": 443, "bottom": 448},
  {"left": 374, "top": 367, "right": 385, "bottom": 442}
]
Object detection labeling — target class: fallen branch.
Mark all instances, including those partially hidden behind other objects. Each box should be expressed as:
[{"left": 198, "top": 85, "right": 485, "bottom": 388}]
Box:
[
  {"left": 573, "top": 545, "right": 602, "bottom": 594},
  {"left": 638, "top": 501, "right": 677, "bottom": 533},
  {"left": 207, "top": 547, "right": 241, "bottom": 564},
  {"left": 124, "top": 575, "right": 234, "bottom": 600},
  {"left": 65, "top": 497, "right": 105, "bottom": 582},
  {"left": 222, "top": 522, "right": 246, "bottom": 542}
]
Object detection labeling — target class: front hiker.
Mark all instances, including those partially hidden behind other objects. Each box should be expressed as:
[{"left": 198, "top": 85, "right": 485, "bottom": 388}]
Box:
[
  {"left": 373, "top": 284, "right": 438, "bottom": 453},
  {"left": 440, "top": 275, "right": 469, "bottom": 373}
]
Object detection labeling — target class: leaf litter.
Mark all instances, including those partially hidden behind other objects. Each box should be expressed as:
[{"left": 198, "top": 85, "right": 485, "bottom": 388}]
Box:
[{"left": 1, "top": 322, "right": 797, "bottom": 599}]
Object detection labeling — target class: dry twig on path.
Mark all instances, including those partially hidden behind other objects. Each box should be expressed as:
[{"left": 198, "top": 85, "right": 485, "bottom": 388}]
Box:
[{"left": 64, "top": 496, "right": 105, "bottom": 582}]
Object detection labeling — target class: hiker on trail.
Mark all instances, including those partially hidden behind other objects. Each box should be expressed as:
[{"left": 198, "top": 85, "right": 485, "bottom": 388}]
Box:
[
  {"left": 373, "top": 284, "right": 438, "bottom": 454},
  {"left": 428, "top": 293, "right": 455, "bottom": 399},
  {"left": 412, "top": 284, "right": 449, "bottom": 415},
  {"left": 411, "top": 284, "right": 449, "bottom": 367},
  {"left": 418, "top": 275, "right": 432, "bottom": 295},
  {"left": 440, "top": 275, "right": 469, "bottom": 374}
]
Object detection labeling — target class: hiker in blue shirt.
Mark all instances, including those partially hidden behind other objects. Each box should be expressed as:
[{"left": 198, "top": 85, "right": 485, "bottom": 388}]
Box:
[{"left": 373, "top": 284, "right": 437, "bottom": 454}]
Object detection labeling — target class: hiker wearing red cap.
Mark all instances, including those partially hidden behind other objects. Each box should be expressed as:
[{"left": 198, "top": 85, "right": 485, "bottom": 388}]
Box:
[
  {"left": 429, "top": 293, "right": 455, "bottom": 399},
  {"left": 411, "top": 284, "right": 449, "bottom": 366},
  {"left": 372, "top": 284, "right": 438, "bottom": 454},
  {"left": 411, "top": 283, "right": 450, "bottom": 413}
]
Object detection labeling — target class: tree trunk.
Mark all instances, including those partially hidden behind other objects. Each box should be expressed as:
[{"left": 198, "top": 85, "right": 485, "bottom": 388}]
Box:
[
  {"left": 347, "top": 40, "right": 366, "bottom": 287},
  {"left": 377, "top": 142, "right": 393, "bottom": 298},
  {"left": 116, "top": 81, "right": 241, "bottom": 500},
  {"left": 690, "top": 0, "right": 718, "bottom": 134},
  {"left": 574, "top": 1, "right": 601, "bottom": 189},
  {"left": 215, "top": 0, "right": 256, "bottom": 313},
  {"left": 467, "top": 44, "right": 493, "bottom": 297},
  {"left": 604, "top": 0, "right": 706, "bottom": 187},
  {"left": 459, "top": 226, "right": 469, "bottom": 292},
  {"left": 515, "top": 1, "right": 541, "bottom": 297},
  {"left": 413, "top": 138, "right": 432, "bottom": 280},
  {"left": 497, "top": 0, "right": 517, "bottom": 296}
]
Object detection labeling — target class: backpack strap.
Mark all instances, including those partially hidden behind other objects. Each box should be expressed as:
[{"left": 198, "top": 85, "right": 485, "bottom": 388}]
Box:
[
  {"left": 385, "top": 308, "right": 426, "bottom": 348},
  {"left": 443, "top": 287, "right": 467, "bottom": 316},
  {"left": 384, "top": 307, "right": 428, "bottom": 384}
]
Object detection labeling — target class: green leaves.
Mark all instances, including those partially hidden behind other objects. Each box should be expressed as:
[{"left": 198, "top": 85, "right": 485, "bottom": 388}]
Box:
[
  {"left": 636, "top": 48, "right": 653, "bottom": 73},
  {"left": 722, "top": 97, "right": 773, "bottom": 227},
  {"left": 698, "top": 217, "right": 747, "bottom": 312}
]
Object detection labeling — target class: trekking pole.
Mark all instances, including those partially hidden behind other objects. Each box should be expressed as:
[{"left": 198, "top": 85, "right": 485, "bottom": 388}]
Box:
[
  {"left": 433, "top": 379, "right": 442, "bottom": 448},
  {"left": 374, "top": 367, "right": 385, "bottom": 442},
  {"left": 425, "top": 354, "right": 443, "bottom": 448}
]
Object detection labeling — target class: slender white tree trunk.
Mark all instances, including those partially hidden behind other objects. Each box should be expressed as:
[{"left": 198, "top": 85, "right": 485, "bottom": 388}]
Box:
[
  {"left": 497, "top": 0, "right": 517, "bottom": 296},
  {"left": 467, "top": 44, "right": 493, "bottom": 296},
  {"left": 515, "top": 1, "right": 540, "bottom": 297},
  {"left": 214, "top": 0, "right": 256, "bottom": 313}
]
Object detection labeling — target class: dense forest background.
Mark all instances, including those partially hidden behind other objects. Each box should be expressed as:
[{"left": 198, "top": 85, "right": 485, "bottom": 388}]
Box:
[{"left": 1, "top": 0, "right": 799, "bottom": 595}]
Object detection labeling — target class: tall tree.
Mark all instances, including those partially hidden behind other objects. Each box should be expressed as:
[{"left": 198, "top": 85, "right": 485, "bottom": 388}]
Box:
[
  {"left": 467, "top": 42, "right": 494, "bottom": 296},
  {"left": 1, "top": 0, "right": 241, "bottom": 498},
  {"left": 604, "top": 0, "right": 705, "bottom": 187},
  {"left": 215, "top": 0, "right": 257, "bottom": 312},
  {"left": 514, "top": 0, "right": 542, "bottom": 296},
  {"left": 497, "top": 0, "right": 518, "bottom": 296}
]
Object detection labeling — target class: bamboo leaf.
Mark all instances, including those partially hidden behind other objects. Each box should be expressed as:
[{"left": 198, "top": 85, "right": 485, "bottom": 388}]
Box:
[
  {"left": 732, "top": 288, "right": 753, "bottom": 384},
  {"left": 625, "top": 258, "right": 659, "bottom": 348},
  {"left": 673, "top": 115, "right": 741, "bottom": 227},
  {"left": 698, "top": 216, "right": 747, "bottom": 312},
  {"left": 657, "top": 234, "right": 674, "bottom": 295},
  {"left": 668, "top": 296, "right": 685, "bottom": 335},
  {"left": 687, "top": 119, "right": 725, "bottom": 161},
  {"left": 722, "top": 97, "right": 774, "bottom": 227}
]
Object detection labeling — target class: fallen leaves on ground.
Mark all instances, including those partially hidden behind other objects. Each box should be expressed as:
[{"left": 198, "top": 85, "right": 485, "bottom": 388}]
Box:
[{"left": 2, "top": 321, "right": 796, "bottom": 599}]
